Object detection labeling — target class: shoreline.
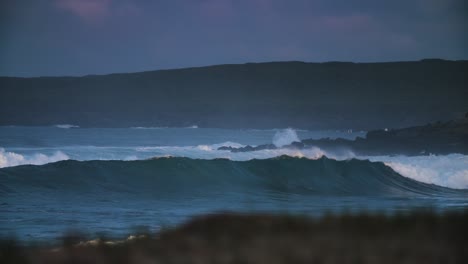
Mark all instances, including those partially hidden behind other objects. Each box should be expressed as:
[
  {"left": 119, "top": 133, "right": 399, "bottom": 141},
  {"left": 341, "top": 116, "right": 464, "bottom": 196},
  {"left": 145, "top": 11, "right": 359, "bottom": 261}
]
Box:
[{"left": 2, "top": 211, "right": 467, "bottom": 264}]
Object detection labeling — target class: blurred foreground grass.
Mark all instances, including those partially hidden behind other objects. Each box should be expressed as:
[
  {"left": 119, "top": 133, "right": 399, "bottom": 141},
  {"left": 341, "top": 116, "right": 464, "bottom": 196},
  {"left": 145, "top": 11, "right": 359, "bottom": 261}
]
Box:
[{"left": 1, "top": 211, "right": 467, "bottom": 264}]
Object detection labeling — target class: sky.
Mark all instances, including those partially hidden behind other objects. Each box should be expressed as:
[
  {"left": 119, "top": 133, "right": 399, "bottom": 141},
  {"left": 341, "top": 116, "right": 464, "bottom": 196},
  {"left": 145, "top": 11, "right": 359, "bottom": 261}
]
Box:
[{"left": 1, "top": 0, "right": 467, "bottom": 77}]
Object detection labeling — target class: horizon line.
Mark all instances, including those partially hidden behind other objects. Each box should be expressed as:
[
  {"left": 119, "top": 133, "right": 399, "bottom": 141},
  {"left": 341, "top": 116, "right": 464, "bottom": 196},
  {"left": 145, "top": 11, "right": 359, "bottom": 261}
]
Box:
[{"left": 1, "top": 58, "right": 466, "bottom": 79}]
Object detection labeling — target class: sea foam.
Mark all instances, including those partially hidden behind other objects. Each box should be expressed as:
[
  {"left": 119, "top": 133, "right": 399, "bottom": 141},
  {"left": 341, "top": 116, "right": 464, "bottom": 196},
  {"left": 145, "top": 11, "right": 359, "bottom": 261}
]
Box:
[
  {"left": 0, "top": 148, "right": 69, "bottom": 168},
  {"left": 372, "top": 154, "right": 468, "bottom": 189}
]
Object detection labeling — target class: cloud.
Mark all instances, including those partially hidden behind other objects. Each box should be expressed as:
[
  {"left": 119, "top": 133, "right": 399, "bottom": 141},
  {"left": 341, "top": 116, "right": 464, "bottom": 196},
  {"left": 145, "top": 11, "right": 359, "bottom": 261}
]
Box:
[
  {"left": 55, "top": 0, "right": 112, "bottom": 23},
  {"left": 2, "top": 0, "right": 466, "bottom": 76}
]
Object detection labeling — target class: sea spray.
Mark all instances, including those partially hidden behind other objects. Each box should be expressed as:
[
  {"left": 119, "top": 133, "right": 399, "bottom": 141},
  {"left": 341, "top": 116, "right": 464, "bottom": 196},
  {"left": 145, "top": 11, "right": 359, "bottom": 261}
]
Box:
[{"left": 272, "top": 128, "right": 300, "bottom": 147}]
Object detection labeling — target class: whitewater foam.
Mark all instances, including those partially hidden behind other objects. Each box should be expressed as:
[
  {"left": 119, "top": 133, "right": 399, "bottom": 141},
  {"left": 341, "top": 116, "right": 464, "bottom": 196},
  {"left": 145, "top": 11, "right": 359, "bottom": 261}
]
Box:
[
  {"left": 0, "top": 148, "right": 69, "bottom": 168},
  {"left": 371, "top": 155, "right": 468, "bottom": 189},
  {"left": 134, "top": 142, "right": 329, "bottom": 161}
]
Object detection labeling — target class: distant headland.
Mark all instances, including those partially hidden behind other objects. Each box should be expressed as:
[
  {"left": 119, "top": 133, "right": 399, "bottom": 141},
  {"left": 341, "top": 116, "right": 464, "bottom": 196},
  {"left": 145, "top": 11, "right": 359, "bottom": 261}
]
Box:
[
  {"left": 1, "top": 59, "right": 467, "bottom": 130},
  {"left": 219, "top": 114, "right": 468, "bottom": 156}
]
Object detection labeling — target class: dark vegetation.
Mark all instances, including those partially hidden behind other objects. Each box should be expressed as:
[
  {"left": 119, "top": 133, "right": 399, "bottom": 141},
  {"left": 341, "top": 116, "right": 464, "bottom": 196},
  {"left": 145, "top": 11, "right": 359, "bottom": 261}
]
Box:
[
  {"left": 1, "top": 211, "right": 467, "bottom": 264},
  {"left": 220, "top": 114, "right": 468, "bottom": 155},
  {"left": 1, "top": 59, "right": 467, "bottom": 129}
]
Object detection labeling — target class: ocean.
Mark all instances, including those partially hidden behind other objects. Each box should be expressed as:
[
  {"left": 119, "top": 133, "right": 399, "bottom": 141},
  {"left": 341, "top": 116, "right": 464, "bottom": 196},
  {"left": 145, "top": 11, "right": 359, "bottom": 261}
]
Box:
[{"left": 1, "top": 126, "right": 467, "bottom": 242}]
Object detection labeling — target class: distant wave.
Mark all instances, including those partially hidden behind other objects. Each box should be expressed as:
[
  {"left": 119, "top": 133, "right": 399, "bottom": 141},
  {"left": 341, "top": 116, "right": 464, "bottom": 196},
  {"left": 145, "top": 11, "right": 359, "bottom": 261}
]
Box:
[
  {"left": 54, "top": 124, "right": 80, "bottom": 129},
  {"left": 130, "top": 125, "right": 199, "bottom": 129},
  {"left": 1, "top": 156, "right": 465, "bottom": 197},
  {"left": 130, "top": 126, "right": 168, "bottom": 129},
  {"left": 135, "top": 141, "right": 246, "bottom": 152},
  {"left": 132, "top": 125, "right": 199, "bottom": 129}
]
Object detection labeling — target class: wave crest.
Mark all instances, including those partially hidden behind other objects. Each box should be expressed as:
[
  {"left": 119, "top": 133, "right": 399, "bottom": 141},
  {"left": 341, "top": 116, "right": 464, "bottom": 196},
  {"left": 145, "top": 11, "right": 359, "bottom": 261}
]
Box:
[
  {"left": 1, "top": 156, "right": 465, "bottom": 197},
  {"left": 379, "top": 154, "right": 468, "bottom": 189}
]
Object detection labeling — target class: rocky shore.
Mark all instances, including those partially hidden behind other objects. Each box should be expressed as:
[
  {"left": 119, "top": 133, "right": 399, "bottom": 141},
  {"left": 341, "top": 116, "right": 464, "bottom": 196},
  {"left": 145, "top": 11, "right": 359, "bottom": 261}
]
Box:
[{"left": 220, "top": 115, "right": 468, "bottom": 156}]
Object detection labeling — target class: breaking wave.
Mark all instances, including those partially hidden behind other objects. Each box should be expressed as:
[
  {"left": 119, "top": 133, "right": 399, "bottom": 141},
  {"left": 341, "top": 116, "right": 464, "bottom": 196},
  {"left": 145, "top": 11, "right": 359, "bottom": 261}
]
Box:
[
  {"left": 0, "top": 148, "right": 69, "bottom": 168},
  {"left": 1, "top": 156, "right": 466, "bottom": 197},
  {"left": 1, "top": 142, "right": 468, "bottom": 190},
  {"left": 370, "top": 155, "right": 468, "bottom": 190}
]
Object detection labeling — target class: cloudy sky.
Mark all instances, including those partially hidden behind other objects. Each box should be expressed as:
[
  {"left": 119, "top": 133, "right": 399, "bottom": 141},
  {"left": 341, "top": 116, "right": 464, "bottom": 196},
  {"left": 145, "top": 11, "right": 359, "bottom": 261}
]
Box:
[{"left": 1, "top": 0, "right": 467, "bottom": 76}]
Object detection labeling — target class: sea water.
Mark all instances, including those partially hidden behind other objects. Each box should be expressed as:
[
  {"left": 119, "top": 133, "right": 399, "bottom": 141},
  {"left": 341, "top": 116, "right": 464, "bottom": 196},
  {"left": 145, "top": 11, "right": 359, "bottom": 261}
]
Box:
[{"left": 1, "top": 126, "right": 467, "bottom": 242}]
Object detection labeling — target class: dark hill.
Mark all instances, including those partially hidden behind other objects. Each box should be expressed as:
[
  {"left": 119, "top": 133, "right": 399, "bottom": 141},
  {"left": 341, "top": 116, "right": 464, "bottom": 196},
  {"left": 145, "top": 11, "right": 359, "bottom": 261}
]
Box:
[{"left": 1, "top": 59, "right": 467, "bottom": 129}]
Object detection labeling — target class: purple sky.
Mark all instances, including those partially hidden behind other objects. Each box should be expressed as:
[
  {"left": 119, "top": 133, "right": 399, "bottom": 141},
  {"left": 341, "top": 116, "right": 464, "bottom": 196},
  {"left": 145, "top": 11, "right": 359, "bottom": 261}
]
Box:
[{"left": 1, "top": 0, "right": 467, "bottom": 77}]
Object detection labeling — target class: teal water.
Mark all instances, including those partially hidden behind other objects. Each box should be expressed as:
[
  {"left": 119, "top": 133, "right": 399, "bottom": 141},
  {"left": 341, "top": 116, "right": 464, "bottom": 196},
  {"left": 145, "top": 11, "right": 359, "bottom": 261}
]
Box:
[{"left": 0, "top": 126, "right": 467, "bottom": 242}]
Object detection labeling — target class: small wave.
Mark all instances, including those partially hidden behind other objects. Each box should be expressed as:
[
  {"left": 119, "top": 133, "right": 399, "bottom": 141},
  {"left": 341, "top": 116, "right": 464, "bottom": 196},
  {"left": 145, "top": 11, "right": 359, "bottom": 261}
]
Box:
[
  {"left": 205, "top": 141, "right": 246, "bottom": 149},
  {"left": 130, "top": 125, "right": 199, "bottom": 129},
  {"left": 54, "top": 124, "right": 80, "bottom": 129},
  {"left": 130, "top": 126, "right": 168, "bottom": 129},
  {"left": 134, "top": 142, "right": 245, "bottom": 152},
  {"left": 134, "top": 143, "right": 328, "bottom": 161}
]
